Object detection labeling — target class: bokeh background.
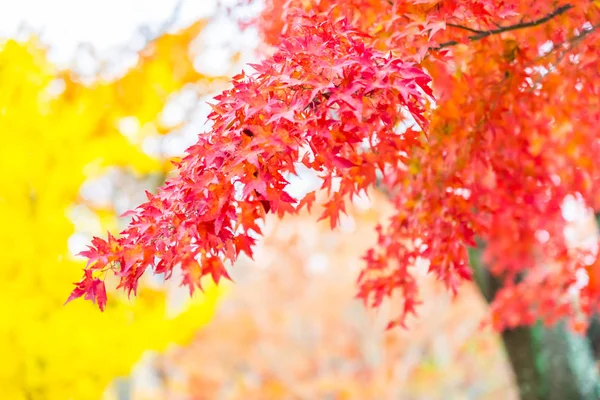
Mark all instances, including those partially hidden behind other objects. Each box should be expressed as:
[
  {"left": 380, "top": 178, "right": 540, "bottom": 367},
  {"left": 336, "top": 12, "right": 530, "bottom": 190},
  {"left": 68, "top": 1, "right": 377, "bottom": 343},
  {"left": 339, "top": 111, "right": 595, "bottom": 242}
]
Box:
[{"left": 0, "top": 1, "right": 520, "bottom": 399}]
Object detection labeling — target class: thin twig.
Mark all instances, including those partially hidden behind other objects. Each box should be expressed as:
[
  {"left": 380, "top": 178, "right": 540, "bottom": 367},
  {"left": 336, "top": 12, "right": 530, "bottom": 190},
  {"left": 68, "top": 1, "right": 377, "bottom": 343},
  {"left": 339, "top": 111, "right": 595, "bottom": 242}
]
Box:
[
  {"left": 431, "top": 4, "right": 574, "bottom": 51},
  {"left": 447, "top": 23, "right": 485, "bottom": 34}
]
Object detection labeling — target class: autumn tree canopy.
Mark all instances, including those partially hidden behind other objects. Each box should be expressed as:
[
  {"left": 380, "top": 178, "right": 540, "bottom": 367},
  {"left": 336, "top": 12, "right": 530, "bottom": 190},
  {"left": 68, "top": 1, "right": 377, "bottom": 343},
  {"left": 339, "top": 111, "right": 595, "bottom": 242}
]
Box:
[{"left": 70, "top": 0, "right": 600, "bottom": 332}]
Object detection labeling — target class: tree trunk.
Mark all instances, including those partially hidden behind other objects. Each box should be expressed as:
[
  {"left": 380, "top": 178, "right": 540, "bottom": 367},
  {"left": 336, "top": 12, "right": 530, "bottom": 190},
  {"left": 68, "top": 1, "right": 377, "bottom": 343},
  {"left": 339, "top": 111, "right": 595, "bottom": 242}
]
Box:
[{"left": 468, "top": 247, "right": 600, "bottom": 400}]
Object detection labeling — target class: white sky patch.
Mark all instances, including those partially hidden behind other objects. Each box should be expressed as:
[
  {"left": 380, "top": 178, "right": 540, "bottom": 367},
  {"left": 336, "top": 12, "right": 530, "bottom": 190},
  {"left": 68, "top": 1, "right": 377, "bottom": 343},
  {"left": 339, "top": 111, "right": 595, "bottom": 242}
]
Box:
[
  {"left": 67, "top": 232, "right": 92, "bottom": 256},
  {"left": 338, "top": 213, "right": 356, "bottom": 233},
  {"left": 285, "top": 164, "right": 322, "bottom": 199},
  {"left": 0, "top": 0, "right": 218, "bottom": 65},
  {"left": 306, "top": 253, "right": 329, "bottom": 274},
  {"left": 353, "top": 190, "right": 372, "bottom": 210},
  {"left": 538, "top": 40, "right": 553, "bottom": 56},
  {"left": 562, "top": 193, "right": 587, "bottom": 223},
  {"left": 0, "top": 0, "right": 262, "bottom": 81}
]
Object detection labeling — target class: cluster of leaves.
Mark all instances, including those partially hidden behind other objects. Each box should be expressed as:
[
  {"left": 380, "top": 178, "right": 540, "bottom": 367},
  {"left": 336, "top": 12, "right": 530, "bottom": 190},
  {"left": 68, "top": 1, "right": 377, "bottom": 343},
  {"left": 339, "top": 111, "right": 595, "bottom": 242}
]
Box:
[
  {"left": 0, "top": 22, "right": 222, "bottom": 400},
  {"left": 73, "top": 0, "right": 600, "bottom": 332}
]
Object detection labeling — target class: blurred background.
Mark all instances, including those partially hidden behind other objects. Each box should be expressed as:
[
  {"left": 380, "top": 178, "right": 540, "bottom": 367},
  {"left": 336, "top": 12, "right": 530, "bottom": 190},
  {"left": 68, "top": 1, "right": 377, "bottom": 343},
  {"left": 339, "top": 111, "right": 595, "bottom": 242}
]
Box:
[{"left": 0, "top": 1, "right": 518, "bottom": 399}]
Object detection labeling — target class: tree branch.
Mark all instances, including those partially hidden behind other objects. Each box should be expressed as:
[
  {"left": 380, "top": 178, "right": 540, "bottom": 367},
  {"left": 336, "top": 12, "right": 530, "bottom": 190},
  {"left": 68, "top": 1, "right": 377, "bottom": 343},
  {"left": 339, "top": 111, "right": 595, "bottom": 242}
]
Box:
[
  {"left": 432, "top": 4, "right": 574, "bottom": 51},
  {"left": 446, "top": 23, "right": 485, "bottom": 34}
]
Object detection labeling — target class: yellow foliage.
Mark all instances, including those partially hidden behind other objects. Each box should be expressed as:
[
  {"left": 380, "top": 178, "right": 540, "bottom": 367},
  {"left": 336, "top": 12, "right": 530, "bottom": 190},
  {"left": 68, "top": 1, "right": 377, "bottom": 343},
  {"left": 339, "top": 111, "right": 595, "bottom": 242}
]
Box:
[{"left": 0, "top": 22, "right": 223, "bottom": 400}]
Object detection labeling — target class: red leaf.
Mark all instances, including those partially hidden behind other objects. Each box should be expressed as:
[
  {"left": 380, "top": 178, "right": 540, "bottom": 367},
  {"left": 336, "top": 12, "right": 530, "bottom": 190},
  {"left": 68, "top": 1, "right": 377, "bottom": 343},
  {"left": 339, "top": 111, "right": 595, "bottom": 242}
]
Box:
[
  {"left": 65, "top": 270, "right": 108, "bottom": 312},
  {"left": 297, "top": 191, "right": 317, "bottom": 212},
  {"left": 202, "top": 255, "right": 232, "bottom": 285},
  {"left": 332, "top": 156, "right": 358, "bottom": 169}
]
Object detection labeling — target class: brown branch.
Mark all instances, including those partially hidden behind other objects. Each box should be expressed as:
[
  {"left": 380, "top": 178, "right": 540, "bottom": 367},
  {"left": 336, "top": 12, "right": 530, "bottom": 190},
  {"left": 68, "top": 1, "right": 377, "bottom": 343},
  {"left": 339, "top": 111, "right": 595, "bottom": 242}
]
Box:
[
  {"left": 446, "top": 23, "right": 485, "bottom": 34},
  {"left": 432, "top": 4, "right": 574, "bottom": 51}
]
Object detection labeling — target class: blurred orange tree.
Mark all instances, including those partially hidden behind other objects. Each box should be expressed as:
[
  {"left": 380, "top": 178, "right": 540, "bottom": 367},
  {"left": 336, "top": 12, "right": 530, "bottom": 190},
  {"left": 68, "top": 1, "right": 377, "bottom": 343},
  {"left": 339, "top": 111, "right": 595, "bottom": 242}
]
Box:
[
  {"left": 165, "top": 190, "right": 515, "bottom": 399},
  {"left": 0, "top": 21, "right": 223, "bottom": 400}
]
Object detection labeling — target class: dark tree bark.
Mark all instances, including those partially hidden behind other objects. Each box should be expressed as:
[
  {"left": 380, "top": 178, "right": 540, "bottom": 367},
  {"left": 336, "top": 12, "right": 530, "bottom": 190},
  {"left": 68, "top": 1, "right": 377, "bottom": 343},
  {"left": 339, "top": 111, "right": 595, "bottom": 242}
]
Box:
[{"left": 468, "top": 246, "right": 600, "bottom": 400}]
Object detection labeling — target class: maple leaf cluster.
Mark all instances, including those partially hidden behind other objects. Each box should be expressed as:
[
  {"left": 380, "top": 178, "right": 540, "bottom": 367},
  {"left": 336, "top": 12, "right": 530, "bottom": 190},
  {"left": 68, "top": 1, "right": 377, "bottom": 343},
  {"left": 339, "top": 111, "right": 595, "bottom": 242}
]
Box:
[{"left": 71, "top": 0, "right": 600, "bottom": 331}]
